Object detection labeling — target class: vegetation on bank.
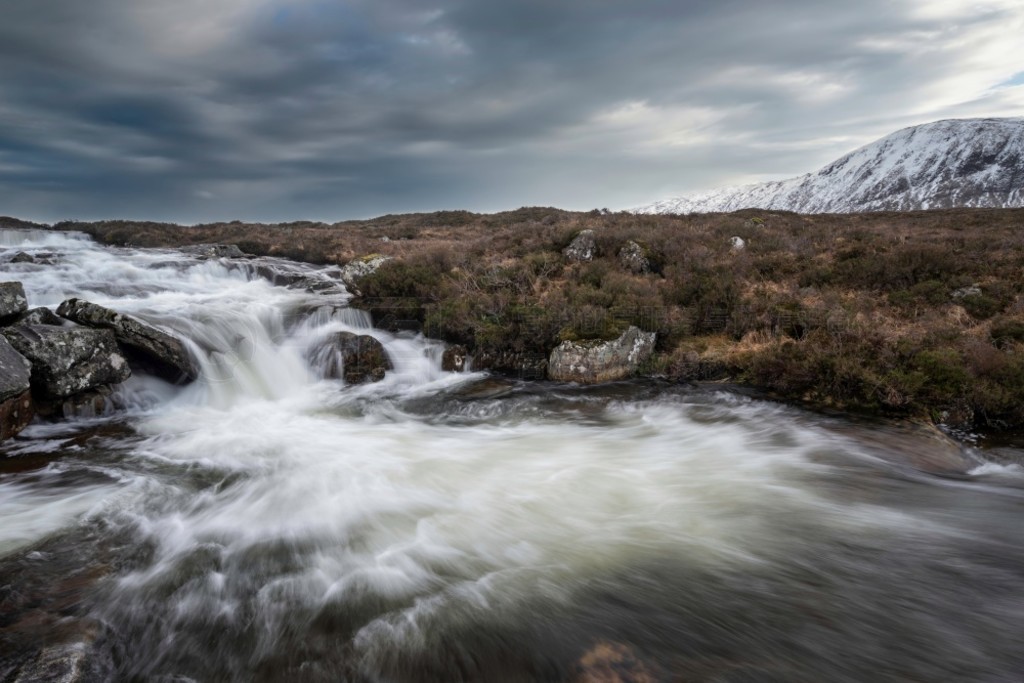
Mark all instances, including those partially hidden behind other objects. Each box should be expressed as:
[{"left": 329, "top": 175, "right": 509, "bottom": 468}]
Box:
[{"left": 28, "top": 207, "right": 1024, "bottom": 431}]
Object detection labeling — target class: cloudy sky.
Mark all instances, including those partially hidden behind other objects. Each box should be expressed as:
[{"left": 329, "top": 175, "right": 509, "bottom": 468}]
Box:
[{"left": 1, "top": 0, "right": 1022, "bottom": 223}]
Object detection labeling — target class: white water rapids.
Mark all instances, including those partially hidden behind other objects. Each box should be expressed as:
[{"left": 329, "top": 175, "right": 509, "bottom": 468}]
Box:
[{"left": 2, "top": 229, "right": 1024, "bottom": 682}]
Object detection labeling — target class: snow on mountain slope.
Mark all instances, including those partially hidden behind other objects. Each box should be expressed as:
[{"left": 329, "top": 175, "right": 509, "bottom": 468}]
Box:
[{"left": 637, "top": 118, "right": 1024, "bottom": 214}]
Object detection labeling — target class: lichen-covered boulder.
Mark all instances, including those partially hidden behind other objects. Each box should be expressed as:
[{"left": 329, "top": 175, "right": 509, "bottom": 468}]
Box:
[
  {"left": 340, "top": 254, "right": 392, "bottom": 295},
  {"left": 0, "top": 281, "right": 28, "bottom": 323},
  {"left": 15, "top": 307, "right": 65, "bottom": 327},
  {"left": 0, "top": 336, "right": 33, "bottom": 440},
  {"left": 548, "top": 326, "right": 656, "bottom": 383},
  {"left": 563, "top": 230, "right": 597, "bottom": 263},
  {"left": 2, "top": 325, "right": 131, "bottom": 399},
  {"left": 618, "top": 240, "right": 651, "bottom": 274},
  {"left": 56, "top": 298, "right": 198, "bottom": 383},
  {"left": 308, "top": 331, "right": 392, "bottom": 384}
]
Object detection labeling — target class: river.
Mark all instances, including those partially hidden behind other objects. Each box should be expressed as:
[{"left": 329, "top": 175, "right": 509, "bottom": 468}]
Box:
[{"left": 2, "top": 229, "right": 1024, "bottom": 682}]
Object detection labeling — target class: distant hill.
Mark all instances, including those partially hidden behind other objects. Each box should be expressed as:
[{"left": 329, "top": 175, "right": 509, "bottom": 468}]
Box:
[{"left": 637, "top": 117, "right": 1024, "bottom": 214}]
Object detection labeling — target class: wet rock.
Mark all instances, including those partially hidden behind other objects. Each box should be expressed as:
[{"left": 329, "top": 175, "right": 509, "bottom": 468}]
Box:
[
  {"left": 0, "top": 281, "right": 29, "bottom": 323},
  {"left": 10, "top": 251, "right": 35, "bottom": 264},
  {"left": 442, "top": 344, "right": 469, "bottom": 372},
  {"left": 548, "top": 326, "right": 656, "bottom": 383},
  {"left": 2, "top": 325, "right": 131, "bottom": 399},
  {"left": 15, "top": 307, "right": 65, "bottom": 327},
  {"left": 470, "top": 350, "right": 548, "bottom": 379},
  {"left": 618, "top": 240, "right": 651, "bottom": 274},
  {"left": 309, "top": 331, "right": 392, "bottom": 384},
  {"left": 11, "top": 639, "right": 114, "bottom": 683},
  {"left": 340, "top": 254, "right": 392, "bottom": 294},
  {"left": 563, "top": 229, "right": 598, "bottom": 263},
  {"left": 181, "top": 243, "right": 245, "bottom": 259},
  {"left": 56, "top": 298, "right": 198, "bottom": 383},
  {"left": 0, "top": 336, "right": 33, "bottom": 441},
  {"left": 36, "top": 385, "right": 119, "bottom": 420}
]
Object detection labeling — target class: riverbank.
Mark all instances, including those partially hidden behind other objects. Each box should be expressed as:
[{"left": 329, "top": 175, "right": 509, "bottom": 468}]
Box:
[{"left": 21, "top": 206, "right": 1024, "bottom": 432}]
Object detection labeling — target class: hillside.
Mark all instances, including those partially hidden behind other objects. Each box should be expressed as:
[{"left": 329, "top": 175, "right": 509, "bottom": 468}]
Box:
[{"left": 638, "top": 118, "right": 1024, "bottom": 214}]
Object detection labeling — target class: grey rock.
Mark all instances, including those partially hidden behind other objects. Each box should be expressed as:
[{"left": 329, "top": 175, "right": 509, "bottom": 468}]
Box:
[
  {"left": 2, "top": 325, "right": 131, "bottom": 399},
  {"left": 56, "top": 298, "right": 198, "bottom": 383},
  {"left": 182, "top": 243, "right": 245, "bottom": 259},
  {"left": 0, "top": 281, "right": 29, "bottom": 322},
  {"left": 0, "top": 337, "right": 33, "bottom": 441},
  {"left": 16, "top": 307, "right": 65, "bottom": 327},
  {"left": 340, "top": 255, "right": 392, "bottom": 295},
  {"left": 618, "top": 240, "right": 651, "bottom": 274},
  {"left": 563, "top": 230, "right": 598, "bottom": 263},
  {"left": 309, "top": 331, "right": 392, "bottom": 384},
  {"left": 952, "top": 284, "right": 982, "bottom": 299},
  {"left": 548, "top": 326, "right": 656, "bottom": 383},
  {"left": 10, "top": 251, "right": 35, "bottom": 263},
  {"left": 0, "top": 336, "right": 31, "bottom": 402},
  {"left": 730, "top": 236, "right": 746, "bottom": 250}
]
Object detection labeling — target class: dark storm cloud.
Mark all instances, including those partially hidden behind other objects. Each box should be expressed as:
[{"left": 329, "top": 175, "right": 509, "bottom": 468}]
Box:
[{"left": 0, "top": 0, "right": 1021, "bottom": 221}]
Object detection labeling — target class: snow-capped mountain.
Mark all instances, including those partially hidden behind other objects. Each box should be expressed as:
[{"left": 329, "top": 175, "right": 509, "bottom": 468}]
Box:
[{"left": 637, "top": 118, "right": 1024, "bottom": 214}]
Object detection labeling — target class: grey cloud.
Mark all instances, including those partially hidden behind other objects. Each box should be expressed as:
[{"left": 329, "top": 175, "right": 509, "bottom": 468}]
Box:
[{"left": 0, "top": 0, "right": 1020, "bottom": 222}]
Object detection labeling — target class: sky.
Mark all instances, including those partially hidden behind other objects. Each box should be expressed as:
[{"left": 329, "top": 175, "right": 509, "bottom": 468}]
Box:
[{"left": 1, "top": 0, "right": 1022, "bottom": 223}]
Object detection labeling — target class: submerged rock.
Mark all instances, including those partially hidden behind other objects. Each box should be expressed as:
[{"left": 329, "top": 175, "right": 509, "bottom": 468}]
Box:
[
  {"left": 2, "top": 325, "right": 131, "bottom": 399},
  {"left": 548, "top": 326, "right": 656, "bottom": 383},
  {"left": 56, "top": 298, "right": 198, "bottom": 383},
  {"left": 0, "top": 336, "right": 33, "bottom": 441},
  {"left": 309, "top": 331, "right": 392, "bottom": 384},
  {"left": 0, "top": 281, "right": 29, "bottom": 323},
  {"left": 563, "top": 229, "right": 598, "bottom": 263}
]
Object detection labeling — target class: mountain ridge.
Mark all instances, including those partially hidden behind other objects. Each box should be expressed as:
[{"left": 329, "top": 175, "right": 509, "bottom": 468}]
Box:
[{"left": 637, "top": 117, "right": 1024, "bottom": 214}]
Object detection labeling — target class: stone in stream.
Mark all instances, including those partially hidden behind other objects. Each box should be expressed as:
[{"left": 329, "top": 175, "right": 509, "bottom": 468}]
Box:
[
  {"left": 15, "top": 307, "right": 65, "bottom": 327},
  {"left": 2, "top": 325, "right": 131, "bottom": 399},
  {"left": 309, "top": 331, "right": 392, "bottom": 384},
  {"left": 56, "top": 298, "right": 198, "bottom": 383},
  {"left": 9, "top": 251, "right": 35, "bottom": 264},
  {"left": 0, "top": 336, "right": 33, "bottom": 441},
  {"left": 181, "top": 243, "right": 245, "bottom": 259},
  {"left": 548, "top": 326, "right": 656, "bottom": 383},
  {"left": 0, "top": 281, "right": 29, "bottom": 323}
]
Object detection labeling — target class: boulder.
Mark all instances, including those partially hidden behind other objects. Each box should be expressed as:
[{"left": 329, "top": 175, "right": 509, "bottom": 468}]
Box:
[
  {"left": 2, "top": 325, "right": 131, "bottom": 399},
  {"left": 442, "top": 344, "right": 469, "bottom": 372},
  {"left": 181, "top": 244, "right": 245, "bottom": 259},
  {"left": 10, "top": 251, "right": 35, "bottom": 264},
  {"left": 548, "top": 326, "right": 656, "bottom": 383},
  {"left": 730, "top": 236, "right": 746, "bottom": 250},
  {"left": 618, "top": 240, "right": 651, "bottom": 274},
  {"left": 0, "top": 281, "right": 28, "bottom": 323},
  {"left": 470, "top": 351, "right": 548, "bottom": 379},
  {"left": 0, "top": 336, "right": 33, "bottom": 441},
  {"left": 340, "top": 254, "right": 392, "bottom": 295},
  {"left": 56, "top": 298, "right": 198, "bottom": 383},
  {"left": 15, "top": 307, "right": 65, "bottom": 327},
  {"left": 563, "top": 230, "right": 597, "bottom": 263},
  {"left": 309, "top": 332, "right": 392, "bottom": 384}
]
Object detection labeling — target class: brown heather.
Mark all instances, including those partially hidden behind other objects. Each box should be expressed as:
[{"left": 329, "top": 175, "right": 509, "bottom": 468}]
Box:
[{"left": 40, "top": 206, "right": 1024, "bottom": 431}]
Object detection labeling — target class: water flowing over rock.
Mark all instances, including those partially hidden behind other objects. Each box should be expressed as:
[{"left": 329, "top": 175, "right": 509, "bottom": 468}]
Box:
[
  {"left": 9, "top": 251, "right": 34, "bottom": 264},
  {"left": 0, "top": 336, "right": 33, "bottom": 441},
  {"left": 56, "top": 298, "right": 198, "bottom": 383},
  {"left": 309, "top": 331, "right": 392, "bottom": 384},
  {"left": 563, "top": 230, "right": 598, "bottom": 263},
  {"left": 0, "top": 281, "right": 28, "bottom": 323},
  {"left": 181, "top": 244, "right": 245, "bottom": 259},
  {"left": 2, "top": 325, "right": 131, "bottom": 399},
  {"left": 618, "top": 240, "right": 651, "bottom": 274},
  {"left": 548, "top": 326, "right": 656, "bottom": 383}
]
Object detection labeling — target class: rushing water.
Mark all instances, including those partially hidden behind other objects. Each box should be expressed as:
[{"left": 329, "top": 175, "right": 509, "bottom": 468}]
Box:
[{"left": 2, "top": 230, "right": 1024, "bottom": 682}]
